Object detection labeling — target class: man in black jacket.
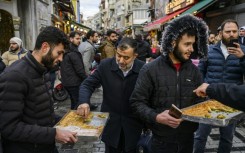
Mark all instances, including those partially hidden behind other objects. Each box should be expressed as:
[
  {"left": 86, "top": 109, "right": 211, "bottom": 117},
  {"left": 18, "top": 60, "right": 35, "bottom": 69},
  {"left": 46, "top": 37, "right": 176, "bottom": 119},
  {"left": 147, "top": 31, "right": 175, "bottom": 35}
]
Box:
[
  {"left": 130, "top": 14, "right": 208, "bottom": 153},
  {"left": 194, "top": 83, "right": 245, "bottom": 111},
  {"left": 76, "top": 37, "right": 145, "bottom": 153},
  {"left": 60, "top": 31, "right": 87, "bottom": 109},
  {"left": 135, "top": 34, "right": 152, "bottom": 62},
  {"left": 239, "top": 26, "right": 245, "bottom": 45},
  {"left": 0, "top": 26, "right": 77, "bottom": 153}
]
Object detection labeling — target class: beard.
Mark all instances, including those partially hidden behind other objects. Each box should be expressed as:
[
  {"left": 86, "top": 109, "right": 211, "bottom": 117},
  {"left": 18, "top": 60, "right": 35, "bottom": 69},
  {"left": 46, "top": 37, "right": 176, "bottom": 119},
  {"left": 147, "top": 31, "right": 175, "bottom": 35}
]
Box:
[
  {"left": 222, "top": 34, "right": 236, "bottom": 46},
  {"left": 10, "top": 46, "right": 19, "bottom": 52},
  {"left": 42, "top": 49, "right": 55, "bottom": 70},
  {"left": 222, "top": 37, "right": 230, "bottom": 46},
  {"left": 209, "top": 41, "right": 214, "bottom": 45},
  {"left": 117, "top": 60, "right": 134, "bottom": 72},
  {"left": 173, "top": 45, "right": 188, "bottom": 63}
]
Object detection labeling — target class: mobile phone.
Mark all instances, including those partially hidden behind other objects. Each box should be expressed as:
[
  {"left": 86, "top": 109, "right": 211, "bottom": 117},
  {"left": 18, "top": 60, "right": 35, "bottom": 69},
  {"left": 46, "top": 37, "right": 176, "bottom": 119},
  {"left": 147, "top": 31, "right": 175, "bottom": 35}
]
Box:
[
  {"left": 227, "top": 39, "right": 239, "bottom": 48},
  {"left": 168, "top": 104, "right": 182, "bottom": 119}
]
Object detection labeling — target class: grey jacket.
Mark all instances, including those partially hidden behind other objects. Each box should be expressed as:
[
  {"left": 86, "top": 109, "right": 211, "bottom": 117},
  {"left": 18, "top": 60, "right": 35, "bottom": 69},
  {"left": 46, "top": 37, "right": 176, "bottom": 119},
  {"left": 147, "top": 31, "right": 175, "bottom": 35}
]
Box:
[{"left": 78, "top": 41, "right": 96, "bottom": 75}]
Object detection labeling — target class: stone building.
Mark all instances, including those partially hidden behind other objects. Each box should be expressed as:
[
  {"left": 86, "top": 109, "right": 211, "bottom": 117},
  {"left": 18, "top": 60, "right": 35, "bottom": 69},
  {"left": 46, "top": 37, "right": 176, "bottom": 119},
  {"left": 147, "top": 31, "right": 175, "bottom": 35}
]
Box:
[{"left": 0, "top": 0, "right": 52, "bottom": 53}]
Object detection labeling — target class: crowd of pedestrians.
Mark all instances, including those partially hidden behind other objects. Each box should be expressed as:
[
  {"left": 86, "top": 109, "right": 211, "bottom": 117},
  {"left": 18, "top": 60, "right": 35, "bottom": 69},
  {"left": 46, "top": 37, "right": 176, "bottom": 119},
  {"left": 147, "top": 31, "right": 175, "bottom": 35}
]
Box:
[{"left": 0, "top": 13, "right": 245, "bottom": 153}]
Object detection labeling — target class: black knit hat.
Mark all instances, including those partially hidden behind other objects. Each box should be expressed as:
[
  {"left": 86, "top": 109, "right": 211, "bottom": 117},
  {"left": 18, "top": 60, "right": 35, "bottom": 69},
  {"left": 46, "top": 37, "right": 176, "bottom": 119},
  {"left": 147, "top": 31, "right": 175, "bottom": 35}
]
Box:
[{"left": 161, "top": 14, "right": 208, "bottom": 58}]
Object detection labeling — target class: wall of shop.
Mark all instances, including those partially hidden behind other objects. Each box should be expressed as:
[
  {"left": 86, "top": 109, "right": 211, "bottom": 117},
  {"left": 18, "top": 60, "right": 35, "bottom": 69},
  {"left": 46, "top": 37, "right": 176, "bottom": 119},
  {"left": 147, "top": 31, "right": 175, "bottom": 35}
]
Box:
[
  {"left": 205, "top": 2, "right": 245, "bottom": 33},
  {"left": 17, "top": 0, "right": 52, "bottom": 50}
]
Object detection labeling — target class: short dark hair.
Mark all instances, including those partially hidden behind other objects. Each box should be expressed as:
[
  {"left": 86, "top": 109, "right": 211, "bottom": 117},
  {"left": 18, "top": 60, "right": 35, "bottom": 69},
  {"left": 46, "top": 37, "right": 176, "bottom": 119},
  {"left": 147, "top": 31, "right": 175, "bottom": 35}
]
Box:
[
  {"left": 135, "top": 34, "right": 142, "bottom": 41},
  {"left": 34, "top": 26, "right": 69, "bottom": 50},
  {"left": 106, "top": 30, "right": 117, "bottom": 36},
  {"left": 209, "top": 32, "right": 215, "bottom": 36},
  {"left": 69, "top": 31, "right": 80, "bottom": 38},
  {"left": 117, "top": 37, "right": 138, "bottom": 53},
  {"left": 220, "top": 19, "right": 239, "bottom": 31},
  {"left": 86, "top": 30, "right": 97, "bottom": 39}
]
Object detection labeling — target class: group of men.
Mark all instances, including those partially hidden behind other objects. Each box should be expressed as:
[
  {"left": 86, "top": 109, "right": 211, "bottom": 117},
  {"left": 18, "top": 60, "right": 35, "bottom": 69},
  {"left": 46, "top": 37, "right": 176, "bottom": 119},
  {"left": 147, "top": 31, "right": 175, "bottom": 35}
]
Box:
[{"left": 0, "top": 13, "right": 245, "bottom": 153}]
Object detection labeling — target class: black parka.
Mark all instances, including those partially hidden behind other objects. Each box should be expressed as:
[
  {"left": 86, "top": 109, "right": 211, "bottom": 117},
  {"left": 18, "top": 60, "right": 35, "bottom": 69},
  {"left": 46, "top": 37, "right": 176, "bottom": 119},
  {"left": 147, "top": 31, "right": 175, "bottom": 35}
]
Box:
[
  {"left": 130, "top": 55, "right": 203, "bottom": 138},
  {"left": 60, "top": 43, "right": 87, "bottom": 87},
  {"left": 0, "top": 52, "right": 56, "bottom": 153}
]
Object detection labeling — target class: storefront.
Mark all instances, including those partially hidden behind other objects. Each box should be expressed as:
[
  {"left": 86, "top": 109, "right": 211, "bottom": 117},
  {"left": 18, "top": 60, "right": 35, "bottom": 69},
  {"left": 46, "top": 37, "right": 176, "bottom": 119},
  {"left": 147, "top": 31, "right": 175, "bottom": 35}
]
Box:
[
  {"left": 143, "top": 0, "right": 219, "bottom": 42},
  {"left": 70, "top": 20, "right": 91, "bottom": 33},
  {"left": 204, "top": 1, "right": 245, "bottom": 33}
]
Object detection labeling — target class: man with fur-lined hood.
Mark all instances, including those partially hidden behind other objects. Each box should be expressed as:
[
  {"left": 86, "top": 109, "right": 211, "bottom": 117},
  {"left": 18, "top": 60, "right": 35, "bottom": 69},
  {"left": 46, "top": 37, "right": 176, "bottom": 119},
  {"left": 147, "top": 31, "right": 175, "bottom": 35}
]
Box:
[
  {"left": 130, "top": 14, "right": 208, "bottom": 153},
  {"left": 2, "top": 37, "right": 28, "bottom": 66}
]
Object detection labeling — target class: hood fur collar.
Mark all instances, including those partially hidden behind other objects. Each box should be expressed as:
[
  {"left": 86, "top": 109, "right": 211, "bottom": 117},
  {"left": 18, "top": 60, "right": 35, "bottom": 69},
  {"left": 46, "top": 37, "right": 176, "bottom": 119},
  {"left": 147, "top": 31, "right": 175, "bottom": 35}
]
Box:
[{"left": 161, "top": 14, "right": 208, "bottom": 58}]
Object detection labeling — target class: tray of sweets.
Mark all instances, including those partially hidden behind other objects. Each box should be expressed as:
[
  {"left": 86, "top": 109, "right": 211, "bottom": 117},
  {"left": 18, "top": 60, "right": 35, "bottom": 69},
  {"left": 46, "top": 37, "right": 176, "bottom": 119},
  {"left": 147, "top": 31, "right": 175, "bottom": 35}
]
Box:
[
  {"left": 181, "top": 99, "right": 244, "bottom": 127},
  {"left": 55, "top": 110, "right": 109, "bottom": 141}
]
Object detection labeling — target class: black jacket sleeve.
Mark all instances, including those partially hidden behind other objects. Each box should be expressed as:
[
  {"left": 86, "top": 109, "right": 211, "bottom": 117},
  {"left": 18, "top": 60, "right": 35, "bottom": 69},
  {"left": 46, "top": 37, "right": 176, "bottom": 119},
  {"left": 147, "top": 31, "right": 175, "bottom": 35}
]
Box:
[
  {"left": 78, "top": 62, "right": 102, "bottom": 106},
  {"left": 207, "top": 83, "right": 245, "bottom": 111},
  {"left": 130, "top": 65, "right": 158, "bottom": 124}
]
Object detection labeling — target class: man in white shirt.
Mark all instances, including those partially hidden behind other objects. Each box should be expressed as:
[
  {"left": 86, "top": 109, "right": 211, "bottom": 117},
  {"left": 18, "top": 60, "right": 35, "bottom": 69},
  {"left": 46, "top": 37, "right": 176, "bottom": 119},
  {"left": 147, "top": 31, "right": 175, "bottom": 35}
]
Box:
[{"left": 194, "top": 19, "right": 245, "bottom": 153}]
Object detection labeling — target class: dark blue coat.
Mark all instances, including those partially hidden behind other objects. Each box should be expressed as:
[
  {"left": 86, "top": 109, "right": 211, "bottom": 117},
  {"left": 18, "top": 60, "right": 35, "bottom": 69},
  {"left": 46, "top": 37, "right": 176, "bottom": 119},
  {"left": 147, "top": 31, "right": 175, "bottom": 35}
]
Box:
[
  {"left": 198, "top": 42, "right": 245, "bottom": 84},
  {"left": 78, "top": 57, "right": 144, "bottom": 151}
]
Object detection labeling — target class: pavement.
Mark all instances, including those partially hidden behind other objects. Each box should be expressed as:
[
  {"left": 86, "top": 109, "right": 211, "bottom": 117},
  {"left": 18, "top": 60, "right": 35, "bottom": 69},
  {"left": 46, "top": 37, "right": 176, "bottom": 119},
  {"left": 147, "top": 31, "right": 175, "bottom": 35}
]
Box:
[{"left": 55, "top": 88, "right": 245, "bottom": 153}]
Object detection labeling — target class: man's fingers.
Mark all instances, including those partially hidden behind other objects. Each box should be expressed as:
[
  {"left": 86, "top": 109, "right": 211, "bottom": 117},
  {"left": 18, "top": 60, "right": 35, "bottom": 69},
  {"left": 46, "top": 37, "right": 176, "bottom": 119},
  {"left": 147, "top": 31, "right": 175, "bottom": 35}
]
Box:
[
  {"left": 76, "top": 108, "right": 83, "bottom": 116},
  {"left": 84, "top": 108, "right": 89, "bottom": 118},
  {"left": 69, "top": 135, "right": 78, "bottom": 143}
]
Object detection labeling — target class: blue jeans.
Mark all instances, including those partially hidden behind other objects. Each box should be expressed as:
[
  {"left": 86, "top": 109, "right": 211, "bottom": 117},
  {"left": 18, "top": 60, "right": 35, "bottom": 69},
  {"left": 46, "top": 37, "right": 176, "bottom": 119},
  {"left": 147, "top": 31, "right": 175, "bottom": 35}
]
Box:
[
  {"left": 193, "top": 123, "right": 236, "bottom": 153},
  {"left": 150, "top": 133, "right": 194, "bottom": 153},
  {"left": 65, "top": 86, "right": 80, "bottom": 110}
]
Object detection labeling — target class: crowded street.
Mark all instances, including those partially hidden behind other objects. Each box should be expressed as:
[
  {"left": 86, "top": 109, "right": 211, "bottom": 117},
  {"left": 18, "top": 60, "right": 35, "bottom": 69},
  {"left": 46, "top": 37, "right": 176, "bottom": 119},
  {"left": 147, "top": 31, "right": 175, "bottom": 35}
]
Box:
[{"left": 1, "top": 0, "right": 245, "bottom": 153}]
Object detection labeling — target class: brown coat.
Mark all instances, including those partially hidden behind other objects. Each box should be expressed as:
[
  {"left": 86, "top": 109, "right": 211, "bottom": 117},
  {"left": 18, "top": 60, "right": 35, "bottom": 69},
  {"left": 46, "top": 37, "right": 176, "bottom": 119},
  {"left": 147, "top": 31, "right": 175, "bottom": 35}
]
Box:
[{"left": 99, "top": 40, "right": 116, "bottom": 60}]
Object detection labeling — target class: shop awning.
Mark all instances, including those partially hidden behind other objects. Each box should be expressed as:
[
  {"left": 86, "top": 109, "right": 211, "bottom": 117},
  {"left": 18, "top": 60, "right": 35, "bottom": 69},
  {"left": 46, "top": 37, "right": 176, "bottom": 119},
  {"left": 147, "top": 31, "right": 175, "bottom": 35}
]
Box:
[
  {"left": 143, "top": 6, "right": 191, "bottom": 32},
  {"left": 182, "top": 0, "right": 217, "bottom": 15},
  {"left": 71, "top": 21, "right": 91, "bottom": 31}
]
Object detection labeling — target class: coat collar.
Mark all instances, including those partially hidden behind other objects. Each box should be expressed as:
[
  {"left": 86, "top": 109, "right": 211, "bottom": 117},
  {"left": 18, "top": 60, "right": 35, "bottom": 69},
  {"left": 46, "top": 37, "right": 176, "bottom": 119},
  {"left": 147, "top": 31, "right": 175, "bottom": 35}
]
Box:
[
  {"left": 163, "top": 55, "right": 192, "bottom": 70},
  {"left": 24, "top": 51, "right": 47, "bottom": 75}
]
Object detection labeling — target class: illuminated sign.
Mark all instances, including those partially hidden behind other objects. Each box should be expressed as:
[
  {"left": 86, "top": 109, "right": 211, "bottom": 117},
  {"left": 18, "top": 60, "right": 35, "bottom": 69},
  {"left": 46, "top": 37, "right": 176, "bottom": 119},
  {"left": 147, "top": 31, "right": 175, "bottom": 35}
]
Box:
[{"left": 165, "top": 0, "right": 195, "bottom": 14}]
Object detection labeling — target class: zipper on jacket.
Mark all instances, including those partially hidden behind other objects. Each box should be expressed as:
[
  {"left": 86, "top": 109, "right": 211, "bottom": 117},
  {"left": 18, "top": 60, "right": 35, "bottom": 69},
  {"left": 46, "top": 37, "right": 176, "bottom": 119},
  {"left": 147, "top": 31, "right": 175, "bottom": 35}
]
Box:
[
  {"left": 176, "top": 71, "right": 181, "bottom": 108},
  {"left": 43, "top": 73, "right": 55, "bottom": 125}
]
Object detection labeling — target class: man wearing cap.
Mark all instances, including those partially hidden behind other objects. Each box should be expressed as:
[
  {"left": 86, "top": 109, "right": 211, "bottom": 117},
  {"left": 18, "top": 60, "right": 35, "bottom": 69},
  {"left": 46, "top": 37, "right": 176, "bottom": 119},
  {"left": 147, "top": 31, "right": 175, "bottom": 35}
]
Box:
[
  {"left": 130, "top": 14, "right": 207, "bottom": 153},
  {"left": 239, "top": 26, "right": 245, "bottom": 45},
  {"left": 2, "top": 37, "right": 28, "bottom": 66}
]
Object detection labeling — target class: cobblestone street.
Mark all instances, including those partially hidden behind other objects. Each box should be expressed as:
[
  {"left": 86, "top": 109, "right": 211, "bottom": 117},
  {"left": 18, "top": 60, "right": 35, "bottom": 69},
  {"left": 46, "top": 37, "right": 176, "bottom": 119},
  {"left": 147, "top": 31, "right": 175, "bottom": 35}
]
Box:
[{"left": 55, "top": 88, "right": 245, "bottom": 153}]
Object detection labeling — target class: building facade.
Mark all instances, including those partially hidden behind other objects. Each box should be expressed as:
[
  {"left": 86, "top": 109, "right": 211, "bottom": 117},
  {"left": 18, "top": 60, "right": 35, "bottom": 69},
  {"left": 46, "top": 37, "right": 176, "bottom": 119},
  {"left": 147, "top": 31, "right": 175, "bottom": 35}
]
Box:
[{"left": 0, "top": 0, "right": 52, "bottom": 53}]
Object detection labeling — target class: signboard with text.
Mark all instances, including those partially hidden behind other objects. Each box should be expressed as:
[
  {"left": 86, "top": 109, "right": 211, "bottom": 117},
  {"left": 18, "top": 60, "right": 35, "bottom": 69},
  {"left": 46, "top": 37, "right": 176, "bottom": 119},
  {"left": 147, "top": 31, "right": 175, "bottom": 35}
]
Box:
[{"left": 165, "top": 0, "right": 195, "bottom": 14}]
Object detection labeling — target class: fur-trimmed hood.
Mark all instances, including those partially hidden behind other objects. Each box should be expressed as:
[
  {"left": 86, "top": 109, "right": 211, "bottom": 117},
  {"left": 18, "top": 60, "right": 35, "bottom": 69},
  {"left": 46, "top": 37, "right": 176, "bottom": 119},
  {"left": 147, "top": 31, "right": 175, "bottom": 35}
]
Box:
[{"left": 161, "top": 14, "right": 208, "bottom": 58}]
